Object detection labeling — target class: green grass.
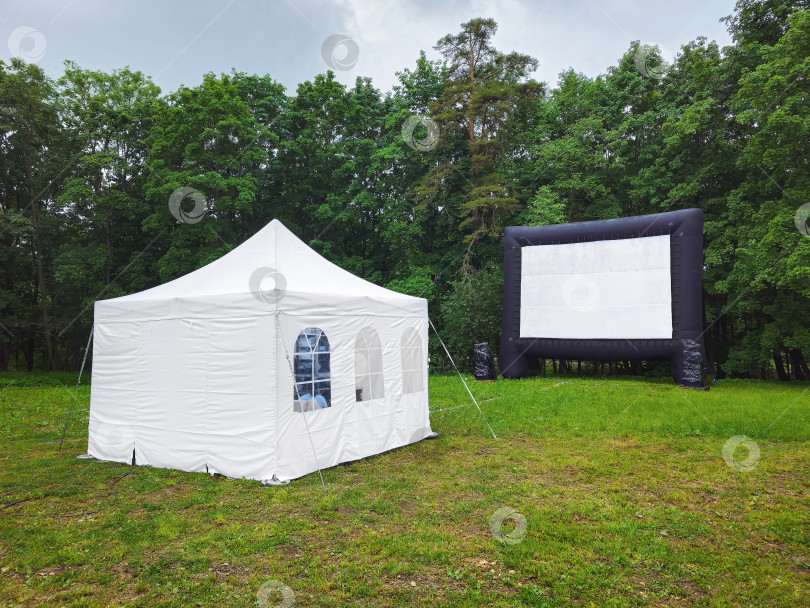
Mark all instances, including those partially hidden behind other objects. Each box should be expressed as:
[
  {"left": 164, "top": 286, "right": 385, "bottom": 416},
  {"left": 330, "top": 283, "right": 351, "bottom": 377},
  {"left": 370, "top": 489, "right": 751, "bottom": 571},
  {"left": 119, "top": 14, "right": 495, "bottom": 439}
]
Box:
[{"left": 0, "top": 374, "right": 808, "bottom": 606}]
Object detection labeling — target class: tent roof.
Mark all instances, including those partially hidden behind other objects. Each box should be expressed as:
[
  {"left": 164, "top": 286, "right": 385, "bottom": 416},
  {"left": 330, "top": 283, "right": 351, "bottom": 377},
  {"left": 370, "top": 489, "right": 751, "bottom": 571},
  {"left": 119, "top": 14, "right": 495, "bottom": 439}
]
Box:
[{"left": 112, "top": 219, "right": 419, "bottom": 302}]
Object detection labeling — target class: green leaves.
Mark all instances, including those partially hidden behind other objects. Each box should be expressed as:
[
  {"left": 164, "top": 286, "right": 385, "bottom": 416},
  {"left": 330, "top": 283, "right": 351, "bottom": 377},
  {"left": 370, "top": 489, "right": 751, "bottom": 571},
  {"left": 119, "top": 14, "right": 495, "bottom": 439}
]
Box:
[{"left": 721, "top": 8, "right": 810, "bottom": 377}]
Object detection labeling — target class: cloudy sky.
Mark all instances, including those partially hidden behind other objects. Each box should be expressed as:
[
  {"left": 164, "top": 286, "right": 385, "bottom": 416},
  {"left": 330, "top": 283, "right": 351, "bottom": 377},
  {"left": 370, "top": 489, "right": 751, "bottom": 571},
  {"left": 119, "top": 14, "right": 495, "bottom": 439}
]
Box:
[{"left": 3, "top": 0, "right": 738, "bottom": 95}]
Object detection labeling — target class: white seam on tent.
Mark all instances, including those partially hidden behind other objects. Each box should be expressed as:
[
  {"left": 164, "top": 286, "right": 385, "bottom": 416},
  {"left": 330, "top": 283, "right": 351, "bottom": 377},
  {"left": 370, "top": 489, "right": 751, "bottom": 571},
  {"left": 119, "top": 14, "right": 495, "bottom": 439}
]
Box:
[
  {"left": 94, "top": 310, "right": 426, "bottom": 323},
  {"left": 134, "top": 322, "right": 143, "bottom": 464}
]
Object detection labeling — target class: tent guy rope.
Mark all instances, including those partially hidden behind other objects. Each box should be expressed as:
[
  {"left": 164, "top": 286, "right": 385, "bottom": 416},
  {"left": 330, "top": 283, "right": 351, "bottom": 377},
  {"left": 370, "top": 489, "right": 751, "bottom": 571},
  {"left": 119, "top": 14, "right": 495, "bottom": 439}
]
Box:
[
  {"left": 428, "top": 318, "right": 497, "bottom": 439},
  {"left": 59, "top": 327, "right": 93, "bottom": 452}
]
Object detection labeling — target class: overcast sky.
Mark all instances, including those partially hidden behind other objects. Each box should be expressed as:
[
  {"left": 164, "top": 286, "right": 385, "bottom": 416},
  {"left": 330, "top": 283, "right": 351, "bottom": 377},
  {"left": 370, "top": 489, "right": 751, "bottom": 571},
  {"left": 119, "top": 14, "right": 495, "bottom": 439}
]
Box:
[{"left": 3, "top": 0, "right": 738, "bottom": 95}]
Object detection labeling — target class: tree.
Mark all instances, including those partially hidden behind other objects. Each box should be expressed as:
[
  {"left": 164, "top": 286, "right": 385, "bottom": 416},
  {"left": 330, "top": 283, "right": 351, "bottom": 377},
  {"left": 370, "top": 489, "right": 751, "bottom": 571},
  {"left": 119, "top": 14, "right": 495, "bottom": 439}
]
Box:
[
  {"left": 724, "top": 8, "right": 810, "bottom": 379},
  {"left": 0, "top": 9, "right": 808, "bottom": 379},
  {"left": 0, "top": 59, "right": 65, "bottom": 370},
  {"left": 510, "top": 69, "right": 620, "bottom": 224},
  {"left": 428, "top": 18, "right": 542, "bottom": 262},
  {"left": 143, "top": 72, "right": 279, "bottom": 282},
  {"left": 54, "top": 64, "right": 162, "bottom": 363}
]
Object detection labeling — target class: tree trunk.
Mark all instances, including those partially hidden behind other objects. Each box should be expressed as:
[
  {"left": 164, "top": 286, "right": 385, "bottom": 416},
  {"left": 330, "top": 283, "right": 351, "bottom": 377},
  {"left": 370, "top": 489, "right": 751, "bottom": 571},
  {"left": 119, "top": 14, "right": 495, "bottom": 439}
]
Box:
[
  {"left": 26, "top": 149, "right": 57, "bottom": 371},
  {"left": 773, "top": 352, "right": 789, "bottom": 382},
  {"left": 798, "top": 351, "right": 810, "bottom": 379},
  {"left": 106, "top": 215, "right": 112, "bottom": 285},
  {"left": 789, "top": 349, "right": 808, "bottom": 381},
  {"left": 24, "top": 334, "right": 35, "bottom": 372},
  {"left": 32, "top": 225, "right": 56, "bottom": 371},
  {"left": 467, "top": 33, "right": 476, "bottom": 145},
  {"left": 0, "top": 319, "right": 12, "bottom": 372},
  {"left": 0, "top": 342, "right": 9, "bottom": 371}
]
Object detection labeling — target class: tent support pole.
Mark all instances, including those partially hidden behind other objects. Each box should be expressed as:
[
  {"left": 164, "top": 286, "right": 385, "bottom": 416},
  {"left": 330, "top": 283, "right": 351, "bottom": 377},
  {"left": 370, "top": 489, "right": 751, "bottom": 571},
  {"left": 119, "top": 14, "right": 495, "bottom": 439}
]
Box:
[
  {"left": 276, "top": 313, "right": 327, "bottom": 492},
  {"left": 300, "top": 408, "right": 326, "bottom": 492},
  {"left": 59, "top": 326, "right": 94, "bottom": 452},
  {"left": 428, "top": 318, "right": 497, "bottom": 439}
]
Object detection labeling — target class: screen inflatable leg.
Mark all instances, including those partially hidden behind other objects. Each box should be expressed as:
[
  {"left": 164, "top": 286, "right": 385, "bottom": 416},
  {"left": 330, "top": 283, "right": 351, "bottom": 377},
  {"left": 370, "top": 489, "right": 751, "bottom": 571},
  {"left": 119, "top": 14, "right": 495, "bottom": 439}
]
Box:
[
  {"left": 672, "top": 338, "right": 704, "bottom": 388},
  {"left": 499, "top": 336, "right": 530, "bottom": 379}
]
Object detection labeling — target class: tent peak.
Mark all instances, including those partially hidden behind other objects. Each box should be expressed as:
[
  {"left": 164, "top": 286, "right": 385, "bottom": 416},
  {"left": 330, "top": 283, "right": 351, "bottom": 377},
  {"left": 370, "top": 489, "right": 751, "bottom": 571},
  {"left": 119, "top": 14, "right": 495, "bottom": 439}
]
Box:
[{"left": 102, "top": 218, "right": 422, "bottom": 303}]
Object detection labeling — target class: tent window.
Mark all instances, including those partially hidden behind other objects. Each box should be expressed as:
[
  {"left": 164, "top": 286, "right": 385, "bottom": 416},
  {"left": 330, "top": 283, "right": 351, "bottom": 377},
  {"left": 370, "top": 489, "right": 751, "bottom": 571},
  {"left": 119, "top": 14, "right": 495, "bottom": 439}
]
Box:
[
  {"left": 401, "top": 328, "right": 424, "bottom": 394},
  {"left": 355, "top": 327, "right": 385, "bottom": 402},
  {"left": 293, "top": 327, "right": 331, "bottom": 412}
]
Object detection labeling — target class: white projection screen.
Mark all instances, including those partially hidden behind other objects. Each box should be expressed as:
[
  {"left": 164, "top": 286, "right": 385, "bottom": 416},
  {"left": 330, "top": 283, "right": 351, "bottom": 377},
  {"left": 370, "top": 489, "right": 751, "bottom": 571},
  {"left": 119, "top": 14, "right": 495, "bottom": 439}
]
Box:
[
  {"left": 519, "top": 235, "right": 673, "bottom": 340},
  {"left": 499, "top": 209, "right": 712, "bottom": 387}
]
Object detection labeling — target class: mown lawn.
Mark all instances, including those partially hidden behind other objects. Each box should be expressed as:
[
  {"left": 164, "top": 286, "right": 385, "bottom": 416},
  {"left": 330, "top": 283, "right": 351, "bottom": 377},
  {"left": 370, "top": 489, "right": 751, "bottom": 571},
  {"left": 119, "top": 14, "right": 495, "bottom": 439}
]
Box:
[{"left": 0, "top": 373, "right": 808, "bottom": 607}]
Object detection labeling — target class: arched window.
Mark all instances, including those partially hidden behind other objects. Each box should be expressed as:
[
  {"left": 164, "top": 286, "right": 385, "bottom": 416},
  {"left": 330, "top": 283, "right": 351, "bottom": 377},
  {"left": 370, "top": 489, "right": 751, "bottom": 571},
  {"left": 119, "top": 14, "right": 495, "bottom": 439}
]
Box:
[
  {"left": 401, "top": 328, "right": 424, "bottom": 394},
  {"left": 355, "top": 327, "right": 384, "bottom": 401},
  {"left": 293, "top": 327, "right": 331, "bottom": 412}
]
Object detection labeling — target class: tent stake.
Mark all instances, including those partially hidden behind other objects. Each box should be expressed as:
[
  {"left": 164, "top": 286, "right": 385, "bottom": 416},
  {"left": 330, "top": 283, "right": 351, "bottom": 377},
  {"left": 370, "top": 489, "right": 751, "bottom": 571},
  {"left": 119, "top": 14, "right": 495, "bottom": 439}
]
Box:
[
  {"left": 59, "top": 327, "right": 94, "bottom": 452},
  {"left": 428, "top": 319, "right": 497, "bottom": 439}
]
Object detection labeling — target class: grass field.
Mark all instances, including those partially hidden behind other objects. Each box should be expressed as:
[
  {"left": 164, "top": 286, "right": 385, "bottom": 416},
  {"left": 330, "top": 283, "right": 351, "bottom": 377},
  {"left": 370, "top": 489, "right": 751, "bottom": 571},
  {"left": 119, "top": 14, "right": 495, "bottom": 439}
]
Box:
[{"left": 0, "top": 373, "right": 808, "bottom": 607}]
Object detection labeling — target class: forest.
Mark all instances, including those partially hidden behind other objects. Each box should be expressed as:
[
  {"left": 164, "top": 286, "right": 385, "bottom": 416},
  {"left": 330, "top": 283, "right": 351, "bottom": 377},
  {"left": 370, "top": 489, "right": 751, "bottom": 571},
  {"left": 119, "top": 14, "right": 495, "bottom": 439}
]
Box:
[{"left": 0, "top": 0, "right": 808, "bottom": 380}]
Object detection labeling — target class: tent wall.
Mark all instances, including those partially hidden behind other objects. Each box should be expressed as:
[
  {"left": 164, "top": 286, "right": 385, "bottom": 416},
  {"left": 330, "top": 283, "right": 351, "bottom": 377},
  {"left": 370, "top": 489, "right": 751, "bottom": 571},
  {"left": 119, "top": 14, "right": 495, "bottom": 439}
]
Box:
[
  {"left": 89, "top": 312, "right": 277, "bottom": 481},
  {"left": 87, "top": 321, "right": 140, "bottom": 463},
  {"left": 203, "top": 316, "right": 276, "bottom": 480},
  {"left": 274, "top": 313, "right": 429, "bottom": 481},
  {"left": 90, "top": 301, "right": 430, "bottom": 483}
]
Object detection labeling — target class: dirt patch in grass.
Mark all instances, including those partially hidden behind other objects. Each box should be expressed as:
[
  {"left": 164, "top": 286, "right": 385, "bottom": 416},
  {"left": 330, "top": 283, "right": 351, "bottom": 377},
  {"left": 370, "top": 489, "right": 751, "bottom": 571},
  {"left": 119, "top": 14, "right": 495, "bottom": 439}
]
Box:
[
  {"left": 273, "top": 544, "right": 305, "bottom": 560},
  {"left": 210, "top": 561, "right": 251, "bottom": 580},
  {"left": 36, "top": 565, "right": 73, "bottom": 577}
]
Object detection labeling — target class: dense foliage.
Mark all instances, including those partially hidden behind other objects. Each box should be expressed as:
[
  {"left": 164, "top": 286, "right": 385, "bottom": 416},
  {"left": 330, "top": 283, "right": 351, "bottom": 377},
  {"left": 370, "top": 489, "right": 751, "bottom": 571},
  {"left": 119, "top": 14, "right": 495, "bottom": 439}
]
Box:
[{"left": 0, "top": 2, "right": 808, "bottom": 379}]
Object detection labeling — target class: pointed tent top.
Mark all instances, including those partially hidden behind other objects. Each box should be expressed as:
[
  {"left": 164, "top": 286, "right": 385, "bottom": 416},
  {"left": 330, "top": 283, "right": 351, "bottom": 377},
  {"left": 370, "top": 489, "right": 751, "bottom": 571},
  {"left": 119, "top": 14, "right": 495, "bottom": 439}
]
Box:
[{"left": 112, "top": 219, "right": 418, "bottom": 302}]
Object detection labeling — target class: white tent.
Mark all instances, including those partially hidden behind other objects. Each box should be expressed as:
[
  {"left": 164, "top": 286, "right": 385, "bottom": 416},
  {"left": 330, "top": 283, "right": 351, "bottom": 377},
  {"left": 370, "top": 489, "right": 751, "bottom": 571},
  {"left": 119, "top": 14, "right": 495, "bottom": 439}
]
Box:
[{"left": 87, "top": 219, "right": 432, "bottom": 482}]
